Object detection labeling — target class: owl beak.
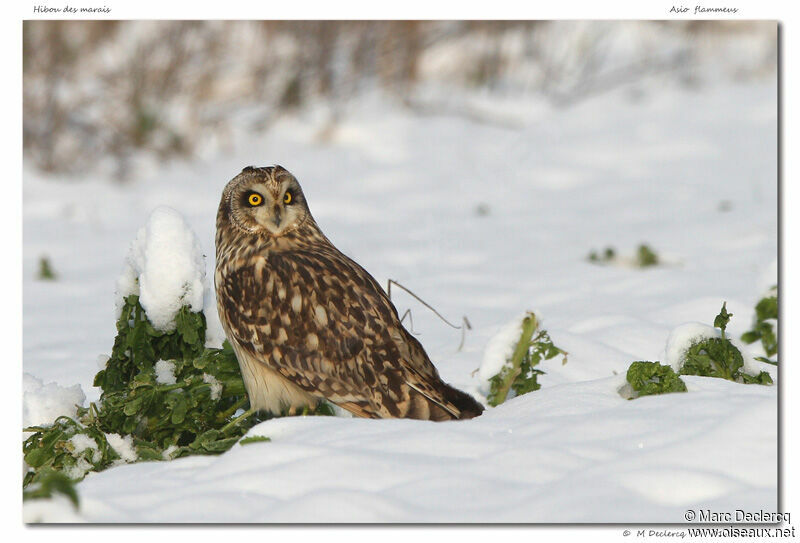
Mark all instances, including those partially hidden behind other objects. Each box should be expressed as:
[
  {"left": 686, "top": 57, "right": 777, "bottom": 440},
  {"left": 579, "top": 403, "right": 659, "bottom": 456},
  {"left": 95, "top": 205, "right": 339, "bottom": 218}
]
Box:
[{"left": 272, "top": 206, "right": 282, "bottom": 228}]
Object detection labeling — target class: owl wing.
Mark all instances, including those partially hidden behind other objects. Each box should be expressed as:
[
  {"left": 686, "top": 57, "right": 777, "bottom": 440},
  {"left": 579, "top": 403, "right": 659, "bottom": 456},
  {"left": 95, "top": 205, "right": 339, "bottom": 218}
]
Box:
[{"left": 218, "top": 244, "right": 476, "bottom": 420}]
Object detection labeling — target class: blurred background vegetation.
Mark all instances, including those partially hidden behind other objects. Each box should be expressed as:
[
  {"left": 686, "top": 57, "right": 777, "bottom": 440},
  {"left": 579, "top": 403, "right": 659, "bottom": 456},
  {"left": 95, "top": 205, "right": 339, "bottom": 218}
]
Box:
[{"left": 23, "top": 20, "right": 776, "bottom": 180}]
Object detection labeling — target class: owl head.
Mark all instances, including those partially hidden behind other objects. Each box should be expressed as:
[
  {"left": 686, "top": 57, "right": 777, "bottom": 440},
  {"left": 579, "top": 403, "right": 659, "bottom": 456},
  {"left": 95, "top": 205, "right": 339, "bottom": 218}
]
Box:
[{"left": 221, "top": 165, "right": 312, "bottom": 236}]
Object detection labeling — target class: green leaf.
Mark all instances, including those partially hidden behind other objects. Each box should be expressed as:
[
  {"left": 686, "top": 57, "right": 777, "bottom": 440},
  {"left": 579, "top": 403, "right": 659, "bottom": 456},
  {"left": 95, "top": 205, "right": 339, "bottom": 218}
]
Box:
[
  {"left": 740, "top": 331, "right": 760, "bottom": 344},
  {"left": 681, "top": 337, "right": 743, "bottom": 380},
  {"left": 486, "top": 312, "right": 566, "bottom": 406},
  {"left": 636, "top": 244, "right": 659, "bottom": 267},
  {"left": 24, "top": 445, "right": 54, "bottom": 469},
  {"left": 170, "top": 397, "right": 188, "bottom": 425},
  {"left": 740, "top": 371, "right": 773, "bottom": 385},
  {"left": 202, "top": 437, "right": 240, "bottom": 452},
  {"left": 26, "top": 429, "right": 66, "bottom": 468},
  {"left": 740, "top": 289, "right": 778, "bottom": 358},
  {"left": 123, "top": 395, "right": 145, "bottom": 416},
  {"left": 175, "top": 307, "right": 202, "bottom": 348},
  {"left": 23, "top": 469, "right": 79, "bottom": 508},
  {"left": 678, "top": 302, "right": 772, "bottom": 386},
  {"left": 713, "top": 302, "right": 732, "bottom": 333},
  {"left": 239, "top": 435, "right": 271, "bottom": 446},
  {"left": 134, "top": 442, "right": 164, "bottom": 461},
  {"left": 312, "top": 402, "right": 336, "bottom": 416},
  {"left": 754, "top": 356, "right": 778, "bottom": 366},
  {"left": 755, "top": 295, "right": 778, "bottom": 322},
  {"left": 626, "top": 361, "right": 687, "bottom": 398}
]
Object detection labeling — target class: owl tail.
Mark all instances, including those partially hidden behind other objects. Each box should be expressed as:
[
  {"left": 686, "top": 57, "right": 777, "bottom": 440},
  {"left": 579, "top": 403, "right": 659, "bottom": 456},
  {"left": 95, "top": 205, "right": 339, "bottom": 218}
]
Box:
[
  {"left": 408, "top": 381, "right": 484, "bottom": 421},
  {"left": 441, "top": 383, "right": 485, "bottom": 420}
]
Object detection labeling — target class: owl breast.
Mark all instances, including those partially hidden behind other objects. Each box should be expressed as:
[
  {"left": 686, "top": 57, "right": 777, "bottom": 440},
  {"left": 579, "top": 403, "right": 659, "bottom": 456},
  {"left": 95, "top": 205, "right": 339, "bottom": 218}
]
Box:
[{"left": 215, "top": 252, "right": 325, "bottom": 413}]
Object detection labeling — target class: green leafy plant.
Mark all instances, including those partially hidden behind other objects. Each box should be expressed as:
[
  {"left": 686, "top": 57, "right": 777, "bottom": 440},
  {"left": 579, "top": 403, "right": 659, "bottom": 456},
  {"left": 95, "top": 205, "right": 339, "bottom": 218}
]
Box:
[
  {"left": 90, "top": 295, "right": 259, "bottom": 449},
  {"left": 625, "top": 361, "right": 687, "bottom": 399},
  {"left": 679, "top": 302, "right": 772, "bottom": 385},
  {"left": 23, "top": 416, "right": 121, "bottom": 489},
  {"left": 635, "top": 244, "right": 659, "bottom": 267},
  {"left": 588, "top": 246, "right": 615, "bottom": 263},
  {"left": 23, "top": 295, "right": 268, "bottom": 496},
  {"left": 741, "top": 286, "right": 778, "bottom": 361},
  {"left": 37, "top": 256, "right": 57, "bottom": 280},
  {"left": 22, "top": 468, "right": 80, "bottom": 508},
  {"left": 487, "top": 312, "right": 567, "bottom": 407},
  {"left": 587, "top": 244, "right": 659, "bottom": 268}
]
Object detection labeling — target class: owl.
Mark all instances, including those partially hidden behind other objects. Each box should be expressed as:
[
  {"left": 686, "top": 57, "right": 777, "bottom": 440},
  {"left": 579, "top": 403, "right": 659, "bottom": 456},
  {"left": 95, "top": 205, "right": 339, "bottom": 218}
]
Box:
[{"left": 215, "top": 165, "right": 484, "bottom": 421}]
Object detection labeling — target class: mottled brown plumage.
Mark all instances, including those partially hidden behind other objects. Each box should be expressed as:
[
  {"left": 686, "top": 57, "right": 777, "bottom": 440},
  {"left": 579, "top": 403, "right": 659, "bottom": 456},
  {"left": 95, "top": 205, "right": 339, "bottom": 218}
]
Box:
[{"left": 215, "top": 165, "right": 484, "bottom": 421}]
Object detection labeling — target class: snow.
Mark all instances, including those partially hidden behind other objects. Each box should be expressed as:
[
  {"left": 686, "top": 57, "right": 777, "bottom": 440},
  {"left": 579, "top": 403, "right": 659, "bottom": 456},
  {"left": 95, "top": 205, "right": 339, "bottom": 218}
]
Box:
[
  {"left": 663, "top": 322, "right": 719, "bottom": 372},
  {"left": 22, "top": 373, "right": 85, "bottom": 428},
  {"left": 104, "top": 433, "right": 138, "bottom": 464},
  {"left": 154, "top": 359, "right": 178, "bottom": 385},
  {"left": 69, "top": 434, "right": 101, "bottom": 462},
  {"left": 477, "top": 312, "right": 527, "bottom": 395},
  {"left": 22, "top": 495, "right": 84, "bottom": 524},
  {"left": 65, "top": 434, "right": 102, "bottom": 479},
  {"left": 96, "top": 354, "right": 110, "bottom": 370},
  {"left": 662, "top": 322, "right": 771, "bottom": 378},
  {"left": 202, "top": 373, "right": 222, "bottom": 401},
  {"left": 23, "top": 72, "right": 776, "bottom": 521},
  {"left": 730, "top": 336, "right": 769, "bottom": 378},
  {"left": 64, "top": 457, "right": 94, "bottom": 481},
  {"left": 162, "top": 445, "right": 179, "bottom": 460},
  {"left": 64, "top": 375, "right": 775, "bottom": 523},
  {"left": 757, "top": 259, "right": 778, "bottom": 296},
  {"left": 115, "top": 206, "right": 206, "bottom": 332}
]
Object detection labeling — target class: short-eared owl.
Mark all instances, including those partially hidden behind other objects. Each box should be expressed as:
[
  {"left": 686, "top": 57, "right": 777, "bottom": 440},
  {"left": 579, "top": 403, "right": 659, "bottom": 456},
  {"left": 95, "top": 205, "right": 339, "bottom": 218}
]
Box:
[{"left": 215, "top": 165, "right": 483, "bottom": 421}]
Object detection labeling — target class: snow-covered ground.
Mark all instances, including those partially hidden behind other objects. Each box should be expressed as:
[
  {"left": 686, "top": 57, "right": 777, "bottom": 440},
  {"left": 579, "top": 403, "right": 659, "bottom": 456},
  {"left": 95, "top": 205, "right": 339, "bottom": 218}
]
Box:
[{"left": 22, "top": 76, "right": 777, "bottom": 522}]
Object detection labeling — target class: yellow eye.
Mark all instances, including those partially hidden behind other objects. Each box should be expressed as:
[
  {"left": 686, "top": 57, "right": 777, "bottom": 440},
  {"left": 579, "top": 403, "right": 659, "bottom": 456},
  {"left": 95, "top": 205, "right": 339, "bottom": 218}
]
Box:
[
  {"left": 283, "top": 191, "right": 292, "bottom": 204},
  {"left": 248, "top": 193, "right": 262, "bottom": 206}
]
